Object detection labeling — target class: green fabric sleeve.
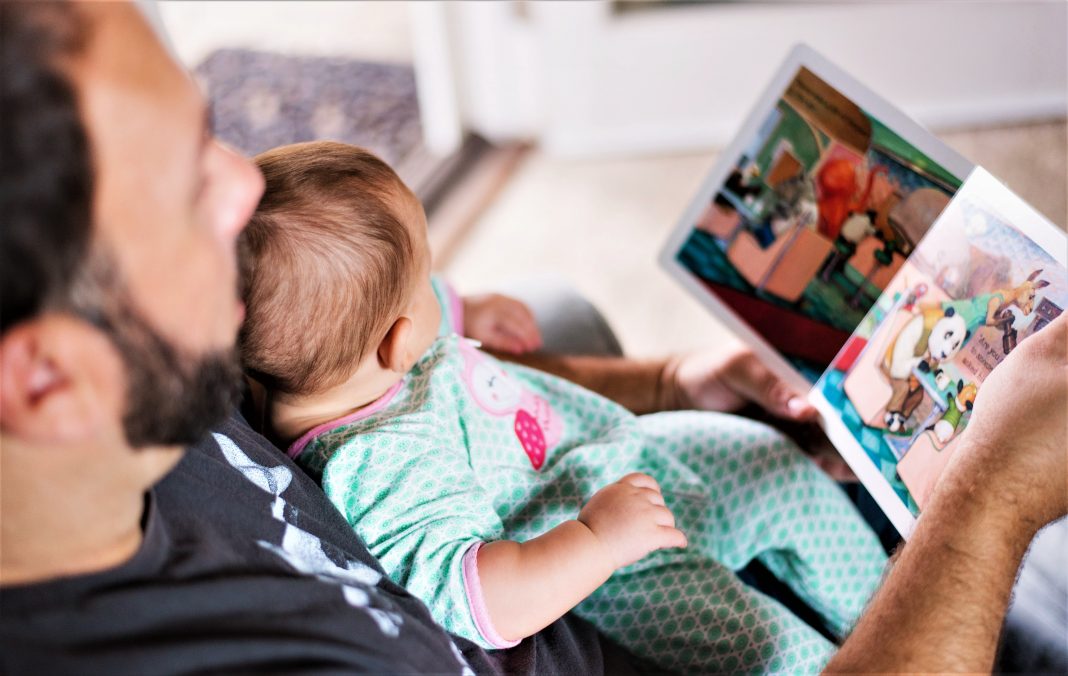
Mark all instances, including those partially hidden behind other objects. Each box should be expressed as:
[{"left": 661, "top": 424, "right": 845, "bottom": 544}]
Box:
[
  {"left": 318, "top": 426, "right": 506, "bottom": 648},
  {"left": 430, "top": 274, "right": 463, "bottom": 337}
]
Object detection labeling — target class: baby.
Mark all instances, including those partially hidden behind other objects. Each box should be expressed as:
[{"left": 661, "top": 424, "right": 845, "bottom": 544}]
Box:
[{"left": 239, "top": 141, "right": 887, "bottom": 674}]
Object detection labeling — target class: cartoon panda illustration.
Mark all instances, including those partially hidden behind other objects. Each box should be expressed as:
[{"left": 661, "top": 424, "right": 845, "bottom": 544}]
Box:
[{"left": 882, "top": 305, "right": 970, "bottom": 433}]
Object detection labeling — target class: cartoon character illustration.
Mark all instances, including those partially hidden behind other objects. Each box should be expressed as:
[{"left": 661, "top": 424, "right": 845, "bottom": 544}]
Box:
[
  {"left": 819, "top": 209, "right": 876, "bottom": 282},
  {"left": 925, "top": 379, "right": 977, "bottom": 445},
  {"left": 881, "top": 304, "right": 970, "bottom": 432},
  {"left": 459, "top": 340, "right": 563, "bottom": 470},
  {"left": 984, "top": 269, "right": 1051, "bottom": 325},
  {"left": 767, "top": 173, "right": 819, "bottom": 239},
  {"left": 815, "top": 159, "right": 887, "bottom": 240},
  {"left": 982, "top": 269, "right": 1050, "bottom": 354},
  {"left": 933, "top": 269, "right": 1050, "bottom": 356}
]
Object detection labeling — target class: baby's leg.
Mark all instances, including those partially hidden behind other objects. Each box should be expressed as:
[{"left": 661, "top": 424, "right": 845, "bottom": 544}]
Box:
[
  {"left": 639, "top": 411, "right": 888, "bottom": 638},
  {"left": 576, "top": 557, "right": 836, "bottom": 674}
]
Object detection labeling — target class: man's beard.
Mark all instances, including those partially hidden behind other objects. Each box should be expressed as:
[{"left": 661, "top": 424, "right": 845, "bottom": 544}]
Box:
[
  {"left": 71, "top": 254, "right": 244, "bottom": 448},
  {"left": 109, "top": 308, "right": 243, "bottom": 448}
]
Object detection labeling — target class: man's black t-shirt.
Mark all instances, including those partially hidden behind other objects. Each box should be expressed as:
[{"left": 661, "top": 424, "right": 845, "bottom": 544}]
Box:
[{"left": 0, "top": 413, "right": 637, "bottom": 675}]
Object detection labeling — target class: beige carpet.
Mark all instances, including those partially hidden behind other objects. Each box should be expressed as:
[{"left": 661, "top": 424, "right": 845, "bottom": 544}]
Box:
[{"left": 440, "top": 120, "right": 1067, "bottom": 358}]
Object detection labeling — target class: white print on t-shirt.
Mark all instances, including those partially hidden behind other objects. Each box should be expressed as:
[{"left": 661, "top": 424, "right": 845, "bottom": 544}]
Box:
[{"left": 212, "top": 433, "right": 405, "bottom": 637}]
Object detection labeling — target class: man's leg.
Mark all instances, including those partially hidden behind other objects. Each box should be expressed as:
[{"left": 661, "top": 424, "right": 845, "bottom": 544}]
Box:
[
  {"left": 576, "top": 557, "right": 836, "bottom": 674},
  {"left": 637, "top": 411, "right": 887, "bottom": 640}
]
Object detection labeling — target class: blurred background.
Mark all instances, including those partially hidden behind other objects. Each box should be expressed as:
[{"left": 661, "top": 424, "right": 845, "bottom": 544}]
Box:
[{"left": 155, "top": 0, "right": 1067, "bottom": 358}]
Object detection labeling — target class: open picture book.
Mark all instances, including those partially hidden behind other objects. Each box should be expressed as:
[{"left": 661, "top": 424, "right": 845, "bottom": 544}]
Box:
[{"left": 659, "top": 44, "right": 1067, "bottom": 538}]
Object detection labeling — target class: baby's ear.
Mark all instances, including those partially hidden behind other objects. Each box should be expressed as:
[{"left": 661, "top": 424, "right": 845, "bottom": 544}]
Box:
[{"left": 377, "top": 317, "right": 414, "bottom": 373}]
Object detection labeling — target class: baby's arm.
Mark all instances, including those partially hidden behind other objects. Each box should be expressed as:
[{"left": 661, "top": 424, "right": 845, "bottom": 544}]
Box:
[
  {"left": 318, "top": 419, "right": 683, "bottom": 648},
  {"left": 477, "top": 472, "right": 687, "bottom": 643}
]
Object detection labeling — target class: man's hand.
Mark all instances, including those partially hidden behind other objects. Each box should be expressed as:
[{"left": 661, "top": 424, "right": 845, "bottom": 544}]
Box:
[
  {"left": 828, "top": 315, "right": 1067, "bottom": 674},
  {"left": 948, "top": 313, "right": 1067, "bottom": 531},
  {"left": 577, "top": 473, "right": 688, "bottom": 569},
  {"left": 463, "top": 293, "right": 542, "bottom": 354},
  {"left": 664, "top": 344, "right": 860, "bottom": 480},
  {"left": 666, "top": 343, "right": 817, "bottom": 421}
]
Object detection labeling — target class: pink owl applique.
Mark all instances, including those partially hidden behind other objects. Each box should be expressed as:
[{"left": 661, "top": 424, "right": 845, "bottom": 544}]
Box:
[{"left": 458, "top": 340, "right": 563, "bottom": 470}]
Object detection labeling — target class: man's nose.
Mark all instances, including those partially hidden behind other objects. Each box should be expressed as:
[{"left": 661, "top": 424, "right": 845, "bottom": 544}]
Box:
[{"left": 216, "top": 142, "right": 265, "bottom": 242}]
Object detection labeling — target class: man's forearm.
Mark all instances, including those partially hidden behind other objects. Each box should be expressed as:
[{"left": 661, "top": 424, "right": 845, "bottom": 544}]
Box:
[
  {"left": 827, "top": 455, "right": 1035, "bottom": 672},
  {"left": 489, "top": 351, "right": 677, "bottom": 414}
]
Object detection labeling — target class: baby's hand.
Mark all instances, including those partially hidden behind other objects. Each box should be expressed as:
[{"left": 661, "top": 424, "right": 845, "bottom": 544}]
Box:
[
  {"left": 578, "top": 473, "right": 688, "bottom": 569},
  {"left": 463, "top": 293, "right": 542, "bottom": 354}
]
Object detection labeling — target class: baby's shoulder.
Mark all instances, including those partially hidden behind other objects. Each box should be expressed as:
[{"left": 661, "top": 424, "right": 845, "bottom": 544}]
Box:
[{"left": 301, "top": 368, "right": 464, "bottom": 466}]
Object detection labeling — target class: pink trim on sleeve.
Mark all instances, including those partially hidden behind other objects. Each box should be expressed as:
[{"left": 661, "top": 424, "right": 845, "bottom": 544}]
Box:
[
  {"left": 444, "top": 280, "right": 465, "bottom": 335},
  {"left": 461, "top": 542, "right": 521, "bottom": 649},
  {"left": 286, "top": 380, "right": 405, "bottom": 459}
]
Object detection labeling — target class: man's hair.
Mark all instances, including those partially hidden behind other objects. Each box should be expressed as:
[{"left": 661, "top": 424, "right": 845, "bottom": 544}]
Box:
[
  {"left": 0, "top": 2, "right": 92, "bottom": 334},
  {"left": 1, "top": 2, "right": 243, "bottom": 447},
  {"left": 240, "top": 141, "right": 416, "bottom": 396}
]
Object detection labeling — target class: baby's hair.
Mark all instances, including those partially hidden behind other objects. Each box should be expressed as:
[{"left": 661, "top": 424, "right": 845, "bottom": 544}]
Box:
[{"left": 239, "top": 141, "right": 416, "bottom": 395}]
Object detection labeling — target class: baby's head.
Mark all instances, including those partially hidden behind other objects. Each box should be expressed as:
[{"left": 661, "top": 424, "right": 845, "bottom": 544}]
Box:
[{"left": 239, "top": 141, "right": 440, "bottom": 399}]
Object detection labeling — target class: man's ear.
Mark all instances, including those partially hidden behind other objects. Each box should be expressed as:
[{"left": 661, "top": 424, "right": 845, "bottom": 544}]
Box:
[
  {"left": 0, "top": 314, "right": 125, "bottom": 445},
  {"left": 377, "top": 316, "right": 414, "bottom": 374}
]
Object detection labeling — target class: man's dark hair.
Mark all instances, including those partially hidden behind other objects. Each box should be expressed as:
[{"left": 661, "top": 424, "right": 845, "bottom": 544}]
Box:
[
  {"left": 1, "top": 2, "right": 93, "bottom": 334},
  {"left": 0, "top": 2, "right": 244, "bottom": 447}
]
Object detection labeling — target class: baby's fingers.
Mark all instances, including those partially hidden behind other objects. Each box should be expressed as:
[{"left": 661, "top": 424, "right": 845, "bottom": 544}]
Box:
[
  {"left": 619, "top": 472, "right": 661, "bottom": 492},
  {"left": 640, "top": 487, "right": 667, "bottom": 508},
  {"left": 496, "top": 324, "right": 538, "bottom": 354},
  {"left": 487, "top": 327, "right": 528, "bottom": 355},
  {"left": 649, "top": 503, "right": 677, "bottom": 529},
  {"left": 655, "top": 525, "right": 688, "bottom": 550},
  {"left": 501, "top": 305, "right": 542, "bottom": 351}
]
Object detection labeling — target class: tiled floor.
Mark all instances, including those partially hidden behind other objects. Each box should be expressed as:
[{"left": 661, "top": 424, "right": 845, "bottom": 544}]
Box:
[{"left": 441, "top": 120, "right": 1067, "bottom": 358}]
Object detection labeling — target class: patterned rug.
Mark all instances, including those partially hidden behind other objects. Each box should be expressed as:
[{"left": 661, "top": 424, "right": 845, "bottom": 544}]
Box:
[{"left": 194, "top": 49, "right": 424, "bottom": 169}]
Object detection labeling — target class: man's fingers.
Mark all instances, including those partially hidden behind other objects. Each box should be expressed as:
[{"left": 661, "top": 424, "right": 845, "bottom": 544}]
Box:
[
  {"left": 763, "top": 377, "right": 817, "bottom": 422},
  {"left": 813, "top": 454, "right": 858, "bottom": 482},
  {"left": 724, "top": 354, "right": 814, "bottom": 421},
  {"left": 784, "top": 394, "right": 817, "bottom": 421}
]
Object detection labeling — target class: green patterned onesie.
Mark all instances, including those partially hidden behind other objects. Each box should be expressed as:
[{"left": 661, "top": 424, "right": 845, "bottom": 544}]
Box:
[{"left": 291, "top": 279, "right": 887, "bottom": 674}]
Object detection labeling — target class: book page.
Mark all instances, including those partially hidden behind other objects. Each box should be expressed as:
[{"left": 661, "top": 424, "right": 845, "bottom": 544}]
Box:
[
  {"left": 810, "top": 168, "right": 1068, "bottom": 537},
  {"left": 660, "top": 46, "right": 970, "bottom": 390}
]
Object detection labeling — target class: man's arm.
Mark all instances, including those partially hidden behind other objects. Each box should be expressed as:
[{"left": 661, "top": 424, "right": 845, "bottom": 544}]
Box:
[
  {"left": 826, "top": 457, "right": 1034, "bottom": 672},
  {"left": 492, "top": 345, "right": 863, "bottom": 473},
  {"left": 828, "top": 314, "right": 1067, "bottom": 672},
  {"left": 491, "top": 342, "right": 816, "bottom": 420},
  {"left": 489, "top": 351, "right": 673, "bottom": 414}
]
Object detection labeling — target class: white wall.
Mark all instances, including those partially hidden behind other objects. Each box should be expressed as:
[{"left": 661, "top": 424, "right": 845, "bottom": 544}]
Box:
[
  {"left": 444, "top": 0, "right": 1068, "bottom": 156},
  {"left": 156, "top": 1, "right": 413, "bottom": 66},
  {"left": 152, "top": 1, "right": 1068, "bottom": 159}
]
